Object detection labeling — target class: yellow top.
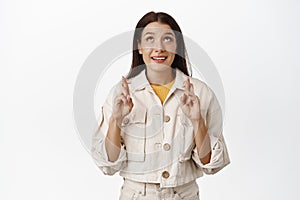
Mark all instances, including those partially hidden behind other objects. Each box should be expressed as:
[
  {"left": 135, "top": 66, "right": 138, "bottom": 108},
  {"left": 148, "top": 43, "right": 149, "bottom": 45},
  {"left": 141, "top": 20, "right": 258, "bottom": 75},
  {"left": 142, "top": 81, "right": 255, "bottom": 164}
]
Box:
[{"left": 150, "top": 79, "right": 175, "bottom": 104}]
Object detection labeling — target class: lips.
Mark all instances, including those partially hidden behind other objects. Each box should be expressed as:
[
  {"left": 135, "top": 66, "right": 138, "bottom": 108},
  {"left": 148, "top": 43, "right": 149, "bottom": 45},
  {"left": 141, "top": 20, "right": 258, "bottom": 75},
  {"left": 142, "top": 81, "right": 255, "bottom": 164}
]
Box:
[{"left": 151, "top": 56, "right": 167, "bottom": 63}]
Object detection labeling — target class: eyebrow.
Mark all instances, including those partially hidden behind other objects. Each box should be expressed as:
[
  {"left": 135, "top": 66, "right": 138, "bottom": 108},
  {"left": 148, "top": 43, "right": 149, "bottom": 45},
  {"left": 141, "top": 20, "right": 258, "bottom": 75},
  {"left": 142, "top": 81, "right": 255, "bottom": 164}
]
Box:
[
  {"left": 143, "top": 31, "right": 175, "bottom": 36},
  {"left": 143, "top": 32, "right": 154, "bottom": 36},
  {"left": 164, "top": 32, "right": 175, "bottom": 36}
]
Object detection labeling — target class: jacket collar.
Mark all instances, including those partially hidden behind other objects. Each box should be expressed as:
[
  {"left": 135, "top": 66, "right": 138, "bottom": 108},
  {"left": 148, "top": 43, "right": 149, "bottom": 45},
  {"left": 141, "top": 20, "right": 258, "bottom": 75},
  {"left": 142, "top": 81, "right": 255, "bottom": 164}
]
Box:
[{"left": 129, "top": 68, "right": 188, "bottom": 93}]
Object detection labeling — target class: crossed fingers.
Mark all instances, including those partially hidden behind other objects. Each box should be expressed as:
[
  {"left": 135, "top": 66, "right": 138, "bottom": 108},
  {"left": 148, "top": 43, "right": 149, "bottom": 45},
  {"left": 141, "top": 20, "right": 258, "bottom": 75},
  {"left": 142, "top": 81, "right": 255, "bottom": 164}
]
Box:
[
  {"left": 181, "top": 77, "right": 198, "bottom": 106},
  {"left": 120, "top": 76, "right": 131, "bottom": 104}
]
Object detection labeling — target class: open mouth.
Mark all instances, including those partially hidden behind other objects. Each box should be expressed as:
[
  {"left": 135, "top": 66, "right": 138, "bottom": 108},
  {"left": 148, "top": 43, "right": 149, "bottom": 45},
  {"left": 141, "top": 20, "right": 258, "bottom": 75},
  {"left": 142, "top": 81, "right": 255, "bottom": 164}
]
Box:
[{"left": 151, "top": 56, "right": 167, "bottom": 63}]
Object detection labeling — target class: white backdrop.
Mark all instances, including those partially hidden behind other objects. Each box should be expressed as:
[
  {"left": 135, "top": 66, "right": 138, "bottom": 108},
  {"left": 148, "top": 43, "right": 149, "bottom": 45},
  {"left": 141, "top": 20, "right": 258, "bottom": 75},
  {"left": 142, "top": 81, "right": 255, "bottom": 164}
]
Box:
[{"left": 1, "top": 0, "right": 300, "bottom": 199}]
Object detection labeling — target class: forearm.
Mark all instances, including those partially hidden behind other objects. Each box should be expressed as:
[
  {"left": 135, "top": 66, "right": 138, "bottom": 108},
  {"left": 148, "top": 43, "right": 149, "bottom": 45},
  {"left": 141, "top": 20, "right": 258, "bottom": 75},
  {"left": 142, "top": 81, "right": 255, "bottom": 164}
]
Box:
[
  {"left": 192, "top": 116, "right": 211, "bottom": 165},
  {"left": 105, "top": 116, "right": 122, "bottom": 162}
]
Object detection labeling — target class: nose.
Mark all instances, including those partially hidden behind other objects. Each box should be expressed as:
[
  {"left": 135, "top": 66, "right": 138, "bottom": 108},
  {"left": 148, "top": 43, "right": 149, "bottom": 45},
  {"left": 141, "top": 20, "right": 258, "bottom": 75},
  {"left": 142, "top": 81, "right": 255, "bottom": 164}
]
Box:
[{"left": 154, "top": 40, "right": 166, "bottom": 52}]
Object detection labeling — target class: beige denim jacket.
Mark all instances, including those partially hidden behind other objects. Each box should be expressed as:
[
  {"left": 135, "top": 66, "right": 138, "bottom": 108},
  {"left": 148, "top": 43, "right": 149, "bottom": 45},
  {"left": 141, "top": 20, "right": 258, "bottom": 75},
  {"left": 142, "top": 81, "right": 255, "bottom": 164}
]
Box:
[{"left": 91, "top": 68, "right": 230, "bottom": 187}]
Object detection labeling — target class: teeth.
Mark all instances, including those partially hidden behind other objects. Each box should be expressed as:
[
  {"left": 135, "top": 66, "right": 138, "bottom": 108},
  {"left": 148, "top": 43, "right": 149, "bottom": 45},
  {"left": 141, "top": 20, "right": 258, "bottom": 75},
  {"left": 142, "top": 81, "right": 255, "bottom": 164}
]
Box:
[{"left": 153, "top": 57, "right": 166, "bottom": 60}]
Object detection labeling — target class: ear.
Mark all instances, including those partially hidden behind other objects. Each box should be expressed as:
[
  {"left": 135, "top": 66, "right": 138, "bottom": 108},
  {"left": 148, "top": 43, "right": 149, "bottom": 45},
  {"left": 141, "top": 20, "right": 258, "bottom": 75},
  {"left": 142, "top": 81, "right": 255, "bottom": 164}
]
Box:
[{"left": 137, "top": 42, "right": 142, "bottom": 54}]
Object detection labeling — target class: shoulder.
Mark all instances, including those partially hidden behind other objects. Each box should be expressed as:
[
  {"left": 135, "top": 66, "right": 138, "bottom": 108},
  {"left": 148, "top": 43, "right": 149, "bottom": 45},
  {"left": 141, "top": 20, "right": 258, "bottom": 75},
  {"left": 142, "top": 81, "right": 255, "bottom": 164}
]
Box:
[
  {"left": 175, "top": 68, "right": 211, "bottom": 94},
  {"left": 189, "top": 77, "right": 214, "bottom": 98},
  {"left": 189, "top": 76, "right": 220, "bottom": 111},
  {"left": 104, "top": 81, "right": 122, "bottom": 105},
  {"left": 105, "top": 70, "right": 147, "bottom": 102}
]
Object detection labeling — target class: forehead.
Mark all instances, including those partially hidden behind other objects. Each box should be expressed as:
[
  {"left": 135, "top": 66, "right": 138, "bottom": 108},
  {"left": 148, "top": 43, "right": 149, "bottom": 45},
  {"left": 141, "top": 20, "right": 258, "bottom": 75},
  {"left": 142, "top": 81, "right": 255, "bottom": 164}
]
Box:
[{"left": 142, "top": 22, "right": 175, "bottom": 35}]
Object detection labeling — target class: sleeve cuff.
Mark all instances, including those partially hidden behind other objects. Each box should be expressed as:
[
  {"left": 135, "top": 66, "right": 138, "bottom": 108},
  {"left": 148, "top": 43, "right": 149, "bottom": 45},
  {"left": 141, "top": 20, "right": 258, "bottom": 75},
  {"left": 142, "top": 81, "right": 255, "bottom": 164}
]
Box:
[
  {"left": 92, "top": 138, "right": 127, "bottom": 175},
  {"left": 192, "top": 139, "right": 230, "bottom": 174},
  {"left": 101, "top": 139, "right": 127, "bottom": 165}
]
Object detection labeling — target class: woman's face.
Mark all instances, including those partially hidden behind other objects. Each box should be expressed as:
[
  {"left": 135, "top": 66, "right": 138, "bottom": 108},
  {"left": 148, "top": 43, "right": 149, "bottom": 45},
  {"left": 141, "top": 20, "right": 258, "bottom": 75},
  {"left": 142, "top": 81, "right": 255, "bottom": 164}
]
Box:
[{"left": 138, "top": 22, "right": 177, "bottom": 72}]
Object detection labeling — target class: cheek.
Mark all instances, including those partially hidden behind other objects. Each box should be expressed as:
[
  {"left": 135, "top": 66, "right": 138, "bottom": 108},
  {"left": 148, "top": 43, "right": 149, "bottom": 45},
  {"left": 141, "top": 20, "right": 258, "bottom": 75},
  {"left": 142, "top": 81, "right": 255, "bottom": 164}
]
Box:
[
  {"left": 142, "top": 54, "right": 151, "bottom": 63},
  {"left": 167, "top": 52, "right": 176, "bottom": 64},
  {"left": 169, "top": 54, "right": 176, "bottom": 63},
  {"left": 165, "top": 44, "right": 177, "bottom": 53},
  {"left": 140, "top": 41, "right": 154, "bottom": 50},
  {"left": 140, "top": 45, "right": 153, "bottom": 52}
]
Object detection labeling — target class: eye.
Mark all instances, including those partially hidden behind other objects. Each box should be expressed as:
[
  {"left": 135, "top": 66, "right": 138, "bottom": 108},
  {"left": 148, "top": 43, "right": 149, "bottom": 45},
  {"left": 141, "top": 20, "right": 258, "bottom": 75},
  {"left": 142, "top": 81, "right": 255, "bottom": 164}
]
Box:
[
  {"left": 163, "top": 36, "right": 173, "bottom": 42},
  {"left": 145, "top": 36, "right": 154, "bottom": 43}
]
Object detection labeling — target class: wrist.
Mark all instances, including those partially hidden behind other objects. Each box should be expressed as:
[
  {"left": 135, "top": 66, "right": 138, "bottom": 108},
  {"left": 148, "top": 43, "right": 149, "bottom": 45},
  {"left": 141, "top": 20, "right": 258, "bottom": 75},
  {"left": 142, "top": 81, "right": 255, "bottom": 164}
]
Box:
[
  {"left": 110, "top": 116, "right": 122, "bottom": 128},
  {"left": 191, "top": 114, "right": 203, "bottom": 128}
]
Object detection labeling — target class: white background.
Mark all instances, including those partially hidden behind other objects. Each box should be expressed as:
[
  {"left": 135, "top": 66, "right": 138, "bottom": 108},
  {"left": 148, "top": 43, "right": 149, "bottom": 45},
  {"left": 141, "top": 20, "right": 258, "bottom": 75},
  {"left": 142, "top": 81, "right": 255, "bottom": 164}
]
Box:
[{"left": 1, "top": 0, "right": 300, "bottom": 199}]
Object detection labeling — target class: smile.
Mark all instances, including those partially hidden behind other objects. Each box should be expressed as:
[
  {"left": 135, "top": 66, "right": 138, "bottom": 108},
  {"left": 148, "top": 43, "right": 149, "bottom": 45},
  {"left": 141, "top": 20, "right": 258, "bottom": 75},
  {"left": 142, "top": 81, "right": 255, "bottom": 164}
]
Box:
[{"left": 151, "top": 56, "right": 167, "bottom": 63}]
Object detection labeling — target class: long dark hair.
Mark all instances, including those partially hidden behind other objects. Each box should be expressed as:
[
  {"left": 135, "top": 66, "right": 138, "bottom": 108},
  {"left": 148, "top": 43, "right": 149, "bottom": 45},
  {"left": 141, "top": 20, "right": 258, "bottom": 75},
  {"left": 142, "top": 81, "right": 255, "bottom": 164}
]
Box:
[{"left": 126, "top": 11, "right": 190, "bottom": 79}]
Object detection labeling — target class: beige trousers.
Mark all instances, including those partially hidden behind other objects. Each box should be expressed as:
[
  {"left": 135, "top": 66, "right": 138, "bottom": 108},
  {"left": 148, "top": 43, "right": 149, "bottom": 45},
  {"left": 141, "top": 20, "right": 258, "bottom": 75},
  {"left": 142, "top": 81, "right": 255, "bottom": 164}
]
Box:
[{"left": 119, "top": 179, "right": 200, "bottom": 200}]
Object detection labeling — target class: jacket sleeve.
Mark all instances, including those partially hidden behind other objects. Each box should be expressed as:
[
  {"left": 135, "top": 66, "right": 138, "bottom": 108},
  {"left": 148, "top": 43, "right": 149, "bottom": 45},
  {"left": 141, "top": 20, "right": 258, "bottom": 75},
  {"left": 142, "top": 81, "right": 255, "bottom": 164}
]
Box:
[
  {"left": 91, "top": 85, "right": 127, "bottom": 175},
  {"left": 192, "top": 88, "right": 230, "bottom": 174}
]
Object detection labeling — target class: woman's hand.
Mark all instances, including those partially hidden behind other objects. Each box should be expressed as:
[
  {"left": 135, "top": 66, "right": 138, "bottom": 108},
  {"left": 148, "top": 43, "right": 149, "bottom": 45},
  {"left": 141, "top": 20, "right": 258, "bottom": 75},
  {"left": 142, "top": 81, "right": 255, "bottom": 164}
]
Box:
[
  {"left": 180, "top": 78, "right": 211, "bottom": 163},
  {"left": 180, "top": 77, "right": 201, "bottom": 125},
  {"left": 112, "top": 76, "right": 134, "bottom": 125}
]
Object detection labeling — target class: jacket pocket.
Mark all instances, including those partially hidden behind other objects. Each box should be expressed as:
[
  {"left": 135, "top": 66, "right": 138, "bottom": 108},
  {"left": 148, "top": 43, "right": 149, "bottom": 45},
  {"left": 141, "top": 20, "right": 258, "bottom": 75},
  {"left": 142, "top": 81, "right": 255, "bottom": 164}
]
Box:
[
  {"left": 121, "top": 107, "right": 147, "bottom": 162},
  {"left": 174, "top": 181, "right": 200, "bottom": 199},
  {"left": 119, "top": 185, "right": 139, "bottom": 200},
  {"left": 176, "top": 111, "right": 195, "bottom": 162},
  {"left": 178, "top": 112, "right": 193, "bottom": 127}
]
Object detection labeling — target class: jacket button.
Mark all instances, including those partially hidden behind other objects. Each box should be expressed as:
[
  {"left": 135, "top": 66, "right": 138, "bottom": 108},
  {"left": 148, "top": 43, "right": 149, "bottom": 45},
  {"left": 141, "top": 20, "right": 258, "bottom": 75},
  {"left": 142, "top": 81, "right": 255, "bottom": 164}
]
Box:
[
  {"left": 163, "top": 143, "right": 170, "bottom": 151},
  {"left": 164, "top": 115, "right": 170, "bottom": 122},
  {"left": 123, "top": 118, "right": 129, "bottom": 125},
  {"left": 162, "top": 171, "right": 170, "bottom": 178}
]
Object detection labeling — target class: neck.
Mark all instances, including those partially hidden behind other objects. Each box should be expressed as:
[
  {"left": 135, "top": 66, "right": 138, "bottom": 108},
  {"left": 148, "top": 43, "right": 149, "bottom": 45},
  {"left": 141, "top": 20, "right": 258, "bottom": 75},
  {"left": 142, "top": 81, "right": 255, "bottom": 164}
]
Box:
[{"left": 146, "top": 67, "right": 175, "bottom": 85}]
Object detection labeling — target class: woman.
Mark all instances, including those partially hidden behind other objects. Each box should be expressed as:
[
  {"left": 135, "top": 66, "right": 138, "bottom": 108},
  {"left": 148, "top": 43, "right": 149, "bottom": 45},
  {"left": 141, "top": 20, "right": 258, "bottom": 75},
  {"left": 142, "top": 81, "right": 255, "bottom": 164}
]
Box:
[{"left": 92, "top": 11, "right": 230, "bottom": 199}]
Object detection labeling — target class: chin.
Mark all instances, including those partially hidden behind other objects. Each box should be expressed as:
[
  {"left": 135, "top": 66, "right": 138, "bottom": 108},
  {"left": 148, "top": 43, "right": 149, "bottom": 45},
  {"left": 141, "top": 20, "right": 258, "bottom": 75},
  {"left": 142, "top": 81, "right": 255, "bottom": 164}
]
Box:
[{"left": 147, "top": 63, "right": 172, "bottom": 72}]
